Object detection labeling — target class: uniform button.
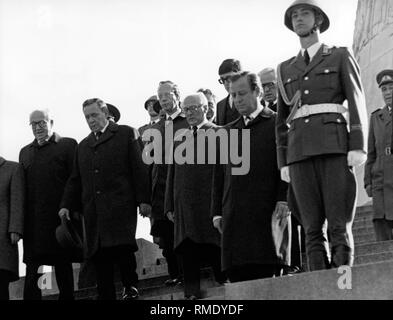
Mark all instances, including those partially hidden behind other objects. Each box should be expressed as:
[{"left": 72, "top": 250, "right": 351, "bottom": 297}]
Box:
[
  {"left": 337, "top": 119, "right": 342, "bottom": 123},
  {"left": 95, "top": 169, "right": 99, "bottom": 173},
  {"left": 287, "top": 78, "right": 291, "bottom": 83},
  {"left": 325, "top": 69, "right": 330, "bottom": 73},
  {"left": 304, "top": 76, "right": 309, "bottom": 81},
  {"left": 305, "top": 119, "right": 310, "bottom": 123},
  {"left": 96, "top": 190, "right": 101, "bottom": 195},
  {"left": 304, "top": 90, "right": 310, "bottom": 94}
]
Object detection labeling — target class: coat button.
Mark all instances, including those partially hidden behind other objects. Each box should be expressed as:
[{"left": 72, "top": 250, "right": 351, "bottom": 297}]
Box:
[
  {"left": 96, "top": 190, "right": 101, "bottom": 195},
  {"left": 95, "top": 169, "right": 99, "bottom": 173},
  {"left": 304, "top": 90, "right": 310, "bottom": 94},
  {"left": 304, "top": 76, "right": 309, "bottom": 81},
  {"left": 325, "top": 69, "right": 330, "bottom": 73},
  {"left": 337, "top": 119, "right": 342, "bottom": 123},
  {"left": 305, "top": 119, "right": 310, "bottom": 123},
  {"left": 287, "top": 78, "right": 291, "bottom": 83}
]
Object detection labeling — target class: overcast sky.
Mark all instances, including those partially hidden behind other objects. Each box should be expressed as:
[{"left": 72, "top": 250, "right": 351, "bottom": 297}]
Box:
[{"left": 0, "top": 0, "right": 358, "bottom": 249}]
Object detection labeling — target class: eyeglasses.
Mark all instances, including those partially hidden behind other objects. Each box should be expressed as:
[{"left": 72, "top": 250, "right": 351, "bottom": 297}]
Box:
[
  {"left": 30, "top": 120, "right": 48, "bottom": 128},
  {"left": 218, "top": 76, "right": 231, "bottom": 85},
  {"left": 182, "top": 105, "right": 203, "bottom": 113}
]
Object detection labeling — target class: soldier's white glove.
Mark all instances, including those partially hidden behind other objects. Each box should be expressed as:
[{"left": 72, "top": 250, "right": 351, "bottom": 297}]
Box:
[
  {"left": 280, "top": 166, "right": 290, "bottom": 183},
  {"left": 347, "top": 150, "right": 367, "bottom": 167}
]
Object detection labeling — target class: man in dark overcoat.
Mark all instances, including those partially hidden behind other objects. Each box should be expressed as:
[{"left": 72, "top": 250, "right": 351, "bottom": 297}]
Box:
[
  {"left": 364, "top": 70, "right": 393, "bottom": 241},
  {"left": 19, "top": 109, "right": 77, "bottom": 300},
  {"left": 276, "top": 0, "right": 368, "bottom": 271},
  {"left": 0, "top": 157, "right": 24, "bottom": 300},
  {"left": 59, "top": 98, "right": 151, "bottom": 300},
  {"left": 215, "top": 59, "right": 242, "bottom": 126},
  {"left": 146, "top": 81, "right": 189, "bottom": 286},
  {"left": 211, "top": 72, "right": 289, "bottom": 283},
  {"left": 165, "top": 93, "right": 225, "bottom": 299}
]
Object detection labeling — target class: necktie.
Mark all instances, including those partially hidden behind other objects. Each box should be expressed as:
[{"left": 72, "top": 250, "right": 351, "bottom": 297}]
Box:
[
  {"left": 167, "top": 116, "right": 173, "bottom": 121},
  {"left": 192, "top": 126, "right": 198, "bottom": 137},
  {"left": 95, "top": 132, "right": 102, "bottom": 140},
  {"left": 245, "top": 116, "right": 253, "bottom": 126},
  {"left": 304, "top": 49, "right": 310, "bottom": 66}
]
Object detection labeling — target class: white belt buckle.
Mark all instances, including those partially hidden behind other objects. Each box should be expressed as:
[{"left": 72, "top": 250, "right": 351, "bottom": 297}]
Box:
[{"left": 386, "top": 147, "right": 392, "bottom": 156}]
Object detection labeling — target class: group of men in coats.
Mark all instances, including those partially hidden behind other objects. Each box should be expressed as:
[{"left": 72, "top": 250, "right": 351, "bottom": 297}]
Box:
[{"left": 1, "top": 0, "right": 393, "bottom": 301}]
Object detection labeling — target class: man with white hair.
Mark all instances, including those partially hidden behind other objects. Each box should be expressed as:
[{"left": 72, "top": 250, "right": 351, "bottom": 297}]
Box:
[
  {"left": 165, "top": 93, "right": 225, "bottom": 300},
  {"left": 258, "top": 68, "right": 278, "bottom": 112},
  {"left": 19, "top": 109, "right": 77, "bottom": 300}
]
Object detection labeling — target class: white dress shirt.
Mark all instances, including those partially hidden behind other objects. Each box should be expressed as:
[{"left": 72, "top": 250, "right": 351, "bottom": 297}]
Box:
[{"left": 301, "top": 41, "right": 322, "bottom": 62}]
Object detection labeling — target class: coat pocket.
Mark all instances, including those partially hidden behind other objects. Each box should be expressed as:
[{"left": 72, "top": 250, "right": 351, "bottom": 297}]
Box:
[
  {"left": 315, "top": 66, "right": 339, "bottom": 89},
  {"left": 322, "top": 113, "right": 348, "bottom": 151}
]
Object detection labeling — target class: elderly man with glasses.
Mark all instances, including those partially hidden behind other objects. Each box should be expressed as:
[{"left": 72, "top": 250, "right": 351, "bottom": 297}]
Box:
[
  {"left": 19, "top": 109, "right": 78, "bottom": 300},
  {"left": 165, "top": 93, "right": 225, "bottom": 299}
]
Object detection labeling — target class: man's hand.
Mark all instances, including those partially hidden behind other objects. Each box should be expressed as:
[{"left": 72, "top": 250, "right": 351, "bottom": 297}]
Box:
[
  {"left": 365, "top": 185, "right": 372, "bottom": 198},
  {"left": 10, "top": 233, "right": 21, "bottom": 245},
  {"left": 280, "top": 166, "right": 290, "bottom": 183},
  {"left": 274, "top": 202, "right": 290, "bottom": 220},
  {"left": 58, "top": 208, "right": 70, "bottom": 221},
  {"left": 139, "top": 203, "right": 152, "bottom": 218},
  {"left": 213, "top": 217, "right": 223, "bottom": 234},
  {"left": 348, "top": 150, "right": 367, "bottom": 167},
  {"left": 166, "top": 211, "right": 174, "bottom": 222}
]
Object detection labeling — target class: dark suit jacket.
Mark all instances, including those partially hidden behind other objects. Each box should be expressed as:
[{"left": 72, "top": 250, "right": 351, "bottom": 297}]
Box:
[
  {"left": 276, "top": 44, "right": 368, "bottom": 168},
  {"left": 211, "top": 108, "right": 288, "bottom": 271},
  {"left": 61, "top": 122, "right": 150, "bottom": 259},
  {"left": 216, "top": 96, "right": 240, "bottom": 126}
]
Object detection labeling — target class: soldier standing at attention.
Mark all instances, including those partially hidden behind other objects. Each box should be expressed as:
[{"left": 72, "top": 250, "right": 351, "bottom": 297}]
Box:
[{"left": 276, "top": 0, "right": 368, "bottom": 271}]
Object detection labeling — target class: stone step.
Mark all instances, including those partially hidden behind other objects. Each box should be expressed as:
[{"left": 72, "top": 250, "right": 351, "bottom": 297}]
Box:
[
  {"left": 143, "top": 285, "right": 224, "bottom": 301},
  {"left": 352, "top": 216, "right": 373, "bottom": 230},
  {"left": 355, "top": 240, "right": 393, "bottom": 256},
  {"left": 354, "top": 232, "right": 376, "bottom": 244},
  {"left": 354, "top": 251, "right": 393, "bottom": 265},
  {"left": 224, "top": 260, "right": 393, "bottom": 300},
  {"left": 352, "top": 226, "right": 375, "bottom": 237},
  {"left": 355, "top": 206, "right": 373, "bottom": 219}
]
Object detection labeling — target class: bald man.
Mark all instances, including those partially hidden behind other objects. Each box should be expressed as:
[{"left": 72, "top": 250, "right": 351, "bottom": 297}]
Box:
[
  {"left": 19, "top": 110, "right": 78, "bottom": 300},
  {"left": 165, "top": 93, "right": 225, "bottom": 300}
]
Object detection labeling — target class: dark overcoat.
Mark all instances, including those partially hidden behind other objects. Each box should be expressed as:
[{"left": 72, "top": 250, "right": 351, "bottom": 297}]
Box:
[
  {"left": 19, "top": 133, "right": 77, "bottom": 265},
  {"left": 211, "top": 109, "right": 288, "bottom": 271},
  {"left": 164, "top": 122, "right": 221, "bottom": 251},
  {"left": 364, "top": 106, "right": 393, "bottom": 220},
  {"left": 61, "top": 122, "right": 150, "bottom": 259},
  {"left": 149, "top": 115, "right": 189, "bottom": 238},
  {"left": 0, "top": 158, "right": 24, "bottom": 281}
]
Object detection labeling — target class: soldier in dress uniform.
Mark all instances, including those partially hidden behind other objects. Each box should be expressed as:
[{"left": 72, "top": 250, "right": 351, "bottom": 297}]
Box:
[
  {"left": 276, "top": 0, "right": 368, "bottom": 271},
  {"left": 258, "top": 68, "right": 278, "bottom": 112},
  {"left": 364, "top": 70, "right": 393, "bottom": 241}
]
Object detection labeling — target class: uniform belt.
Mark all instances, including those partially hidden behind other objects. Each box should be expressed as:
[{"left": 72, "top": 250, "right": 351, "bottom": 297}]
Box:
[{"left": 293, "top": 104, "right": 348, "bottom": 120}]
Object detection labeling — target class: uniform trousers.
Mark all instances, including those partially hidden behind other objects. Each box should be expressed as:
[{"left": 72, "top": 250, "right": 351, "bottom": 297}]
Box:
[
  {"left": 289, "top": 154, "right": 357, "bottom": 271},
  {"left": 0, "top": 270, "right": 12, "bottom": 300}
]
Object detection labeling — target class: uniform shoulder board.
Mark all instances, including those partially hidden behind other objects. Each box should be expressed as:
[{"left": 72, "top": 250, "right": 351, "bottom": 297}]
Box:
[{"left": 371, "top": 108, "right": 382, "bottom": 115}]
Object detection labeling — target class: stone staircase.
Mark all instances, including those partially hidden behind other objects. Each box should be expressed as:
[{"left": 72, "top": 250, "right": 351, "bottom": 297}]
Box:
[{"left": 40, "top": 205, "right": 393, "bottom": 300}]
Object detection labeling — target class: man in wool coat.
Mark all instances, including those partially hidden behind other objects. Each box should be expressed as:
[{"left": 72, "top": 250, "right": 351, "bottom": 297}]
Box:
[
  {"left": 211, "top": 72, "right": 289, "bottom": 283},
  {"left": 165, "top": 93, "right": 225, "bottom": 300},
  {"left": 19, "top": 109, "right": 77, "bottom": 300},
  {"left": 59, "top": 98, "right": 151, "bottom": 300}
]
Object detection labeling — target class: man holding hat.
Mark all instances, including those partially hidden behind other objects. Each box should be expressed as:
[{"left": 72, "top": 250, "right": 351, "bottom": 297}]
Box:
[
  {"left": 276, "top": 0, "right": 368, "bottom": 271},
  {"left": 106, "top": 103, "right": 121, "bottom": 123},
  {"left": 59, "top": 98, "right": 151, "bottom": 300},
  {"left": 364, "top": 70, "right": 393, "bottom": 241},
  {"left": 258, "top": 68, "right": 278, "bottom": 112},
  {"left": 216, "top": 59, "right": 242, "bottom": 126}
]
